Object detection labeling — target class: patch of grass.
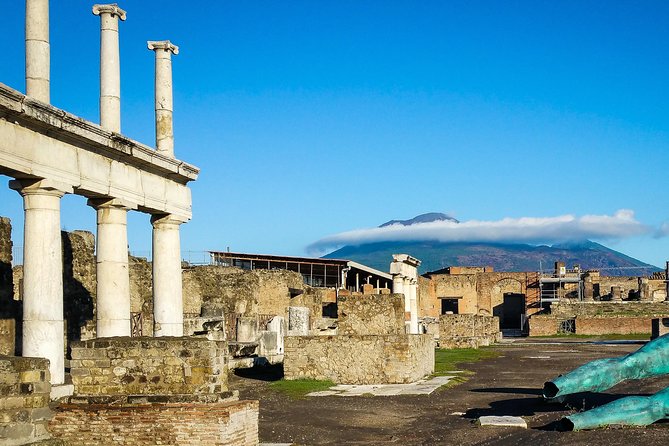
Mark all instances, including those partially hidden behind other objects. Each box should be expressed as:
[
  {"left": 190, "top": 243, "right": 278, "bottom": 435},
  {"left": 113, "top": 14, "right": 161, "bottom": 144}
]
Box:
[
  {"left": 433, "top": 347, "right": 500, "bottom": 389},
  {"left": 434, "top": 347, "right": 500, "bottom": 376},
  {"left": 268, "top": 379, "right": 335, "bottom": 399},
  {"left": 533, "top": 333, "right": 649, "bottom": 341}
]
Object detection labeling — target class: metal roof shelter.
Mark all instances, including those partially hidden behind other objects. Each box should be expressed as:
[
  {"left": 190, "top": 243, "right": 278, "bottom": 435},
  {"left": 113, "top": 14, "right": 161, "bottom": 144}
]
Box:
[{"left": 208, "top": 251, "right": 392, "bottom": 291}]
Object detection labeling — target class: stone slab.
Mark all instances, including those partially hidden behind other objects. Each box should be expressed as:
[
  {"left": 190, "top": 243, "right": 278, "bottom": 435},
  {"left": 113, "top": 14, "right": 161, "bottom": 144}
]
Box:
[
  {"left": 478, "top": 416, "right": 527, "bottom": 428},
  {"left": 50, "top": 384, "right": 74, "bottom": 401},
  {"left": 307, "top": 375, "right": 455, "bottom": 397}
]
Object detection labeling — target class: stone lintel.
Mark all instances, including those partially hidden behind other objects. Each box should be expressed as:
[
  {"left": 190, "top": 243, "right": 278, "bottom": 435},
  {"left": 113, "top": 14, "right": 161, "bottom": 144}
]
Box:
[
  {"left": 147, "top": 40, "right": 179, "bottom": 55},
  {"left": 0, "top": 82, "right": 199, "bottom": 183},
  {"left": 92, "top": 4, "right": 127, "bottom": 20}
]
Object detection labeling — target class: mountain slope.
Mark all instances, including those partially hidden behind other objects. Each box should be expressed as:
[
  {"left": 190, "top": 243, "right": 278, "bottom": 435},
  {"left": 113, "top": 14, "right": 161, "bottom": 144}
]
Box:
[{"left": 322, "top": 214, "right": 660, "bottom": 276}]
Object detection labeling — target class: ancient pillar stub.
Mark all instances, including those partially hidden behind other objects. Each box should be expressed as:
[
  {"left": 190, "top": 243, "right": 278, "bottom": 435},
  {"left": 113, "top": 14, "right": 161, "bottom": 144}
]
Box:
[
  {"left": 583, "top": 275, "right": 594, "bottom": 302},
  {"left": 93, "top": 4, "right": 127, "bottom": 133},
  {"left": 639, "top": 277, "right": 651, "bottom": 302},
  {"left": 147, "top": 40, "right": 179, "bottom": 158},
  {"left": 611, "top": 286, "right": 623, "bottom": 302},
  {"left": 288, "top": 307, "right": 310, "bottom": 335},
  {"left": 390, "top": 254, "right": 421, "bottom": 334},
  {"left": 25, "top": 0, "right": 50, "bottom": 102}
]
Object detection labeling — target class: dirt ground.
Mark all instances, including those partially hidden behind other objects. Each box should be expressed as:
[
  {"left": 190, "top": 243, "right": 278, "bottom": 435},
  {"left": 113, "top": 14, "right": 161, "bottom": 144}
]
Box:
[{"left": 229, "top": 338, "right": 669, "bottom": 445}]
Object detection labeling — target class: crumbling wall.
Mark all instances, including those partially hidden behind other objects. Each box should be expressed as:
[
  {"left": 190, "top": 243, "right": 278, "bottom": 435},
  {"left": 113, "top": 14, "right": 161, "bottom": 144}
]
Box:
[
  {"left": 597, "top": 276, "right": 641, "bottom": 299},
  {"left": 129, "top": 257, "right": 153, "bottom": 336},
  {"left": 69, "top": 337, "right": 227, "bottom": 396},
  {"left": 191, "top": 266, "right": 304, "bottom": 320},
  {"left": 0, "top": 356, "right": 54, "bottom": 446},
  {"left": 62, "top": 231, "right": 96, "bottom": 342},
  {"left": 50, "top": 399, "right": 258, "bottom": 446},
  {"left": 430, "top": 274, "right": 478, "bottom": 314},
  {"left": 337, "top": 294, "right": 405, "bottom": 335},
  {"left": 438, "top": 314, "right": 501, "bottom": 349},
  {"left": 550, "top": 301, "right": 669, "bottom": 318},
  {"left": 418, "top": 276, "right": 438, "bottom": 318},
  {"left": 0, "top": 217, "right": 19, "bottom": 355},
  {"left": 284, "top": 334, "right": 434, "bottom": 384}
]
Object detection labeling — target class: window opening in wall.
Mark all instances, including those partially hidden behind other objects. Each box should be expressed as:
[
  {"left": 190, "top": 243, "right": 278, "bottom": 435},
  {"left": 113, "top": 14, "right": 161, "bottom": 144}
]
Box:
[{"left": 440, "top": 297, "right": 459, "bottom": 315}]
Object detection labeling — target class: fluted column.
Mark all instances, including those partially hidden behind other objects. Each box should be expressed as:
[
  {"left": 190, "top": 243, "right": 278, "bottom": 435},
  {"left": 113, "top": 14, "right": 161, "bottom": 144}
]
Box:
[
  {"left": 151, "top": 214, "right": 185, "bottom": 336},
  {"left": 25, "top": 0, "right": 50, "bottom": 102},
  {"left": 10, "top": 179, "right": 72, "bottom": 385},
  {"left": 93, "top": 4, "right": 126, "bottom": 132},
  {"left": 147, "top": 40, "right": 179, "bottom": 158},
  {"left": 89, "top": 198, "right": 133, "bottom": 337}
]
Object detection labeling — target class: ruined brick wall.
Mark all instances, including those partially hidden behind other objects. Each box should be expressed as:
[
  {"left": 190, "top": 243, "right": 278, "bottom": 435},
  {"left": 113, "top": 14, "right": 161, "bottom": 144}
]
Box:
[
  {"left": 597, "top": 276, "right": 641, "bottom": 299},
  {"left": 337, "top": 294, "right": 405, "bottom": 335},
  {"left": 418, "top": 276, "right": 439, "bottom": 318},
  {"left": 291, "top": 287, "right": 325, "bottom": 329},
  {"left": 69, "top": 337, "right": 227, "bottom": 396},
  {"left": 0, "top": 356, "right": 53, "bottom": 445},
  {"left": 429, "top": 273, "right": 478, "bottom": 314},
  {"left": 62, "top": 231, "right": 96, "bottom": 342},
  {"left": 284, "top": 334, "right": 434, "bottom": 384},
  {"left": 129, "top": 257, "right": 154, "bottom": 336},
  {"left": 50, "top": 399, "right": 258, "bottom": 446},
  {"left": 575, "top": 317, "right": 651, "bottom": 335},
  {"left": 528, "top": 316, "right": 559, "bottom": 336},
  {"left": 550, "top": 301, "right": 669, "bottom": 318}
]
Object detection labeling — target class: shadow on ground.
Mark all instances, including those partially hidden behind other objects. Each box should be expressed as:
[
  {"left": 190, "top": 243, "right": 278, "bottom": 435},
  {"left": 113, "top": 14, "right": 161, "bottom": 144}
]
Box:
[{"left": 234, "top": 363, "right": 284, "bottom": 382}]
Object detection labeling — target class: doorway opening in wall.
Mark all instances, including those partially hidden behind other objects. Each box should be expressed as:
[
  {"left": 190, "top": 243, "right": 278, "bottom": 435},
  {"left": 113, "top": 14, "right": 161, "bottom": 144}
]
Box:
[
  {"left": 501, "top": 293, "right": 525, "bottom": 329},
  {"left": 440, "top": 297, "right": 460, "bottom": 315}
]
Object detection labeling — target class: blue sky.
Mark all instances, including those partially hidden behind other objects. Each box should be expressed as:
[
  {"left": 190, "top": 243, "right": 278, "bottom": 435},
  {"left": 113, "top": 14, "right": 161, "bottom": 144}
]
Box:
[{"left": 1, "top": 1, "right": 668, "bottom": 267}]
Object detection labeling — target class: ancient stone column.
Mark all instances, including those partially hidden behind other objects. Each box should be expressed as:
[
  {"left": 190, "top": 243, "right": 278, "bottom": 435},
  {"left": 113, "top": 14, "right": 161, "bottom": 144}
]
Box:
[
  {"left": 639, "top": 277, "right": 651, "bottom": 302},
  {"left": 151, "top": 214, "right": 185, "bottom": 336},
  {"left": 147, "top": 40, "right": 179, "bottom": 158},
  {"left": 88, "top": 198, "right": 132, "bottom": 337},
  {"left": 583, "top": 276, "right": 594, "bottom": 302},
  {"left": 408, "top": 278, "right": 419, "bottom": 334},
  {"left": 25, "top": 0, "right": 50, "bottom": 102},
  {"left": 93, "top": 4, "right": 127, "bottom": 133},
  {"left": 611, "top": 286, "right": 623, "bottom": 302},
  {"left": 10, "top": 179, "right": 72, "bottom": 385}
]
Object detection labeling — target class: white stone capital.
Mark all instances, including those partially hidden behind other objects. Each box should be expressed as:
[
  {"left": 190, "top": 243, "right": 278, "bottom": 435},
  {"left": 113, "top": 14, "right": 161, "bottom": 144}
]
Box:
[
  {"left": 151, "top": 213, "right": 187, "bottom": 228},
  {"left": 87, "top": 197, "right": 137, "bottom": 211},
  {"left": 92, "top": 4, "right": 127, "bottom": 20},
  {"left": 147, "top": 40, "right": 179, "bottom": 55},
  {"left": 9, "top": 178, "right": 73, "bottom": 197}
]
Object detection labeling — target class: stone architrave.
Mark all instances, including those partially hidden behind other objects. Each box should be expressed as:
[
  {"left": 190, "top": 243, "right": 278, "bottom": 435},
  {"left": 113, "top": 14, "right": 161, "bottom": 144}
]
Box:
[
  {"left": 288, "top": 307, "right": 310, "bottom": 335},
  {"left": 10, "top": 179, "right": 73, "bottom": 385}
]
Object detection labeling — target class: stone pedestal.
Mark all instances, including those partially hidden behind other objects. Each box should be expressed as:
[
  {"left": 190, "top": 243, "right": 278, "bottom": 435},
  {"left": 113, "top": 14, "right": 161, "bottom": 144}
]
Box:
[
  {"left": 639, "top": 277, "right": 651, "bottom": 302},
  {"left": 288, "top": 307, "right": 310, "bottom": 335},
  {"left": 89, "top": 198, "right": 132, "bottom": 337},
  {"left": 583, "top": 276, "right": 594, "bottom": 302},
  {"left": 151, "top": 214, "right": 184, "bottom": 336},
  {"left": 611, "top": 286, "right": 623, "bottom": 302},
  {"left": 10, "top": 179, "right": 72, "bottom": 385}
]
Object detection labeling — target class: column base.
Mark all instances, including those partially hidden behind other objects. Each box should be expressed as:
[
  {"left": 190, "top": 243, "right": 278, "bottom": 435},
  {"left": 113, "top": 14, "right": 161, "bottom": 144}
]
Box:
[{"left": 96, "top": 319, "right": 131, "bottom": 338}]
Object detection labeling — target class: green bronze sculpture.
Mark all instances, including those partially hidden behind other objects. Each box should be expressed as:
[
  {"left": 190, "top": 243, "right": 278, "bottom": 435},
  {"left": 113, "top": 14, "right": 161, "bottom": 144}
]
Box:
[{"left": 543, "top": 334, "right": 669, "bottom": 430}]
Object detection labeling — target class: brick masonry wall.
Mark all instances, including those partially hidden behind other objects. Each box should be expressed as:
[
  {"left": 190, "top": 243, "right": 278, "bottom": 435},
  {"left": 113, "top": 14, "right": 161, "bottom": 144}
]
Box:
[
  {"left": 575, "top": 317, "right": 651, "bottom": 335},
  {"left": 284, "top": 334, "right": 434, "bottom": 384},
  {"left": 0, "top": 217, "right": 19, "bottom": 356},
  {"left": 337, "top": 294, "right": 405, "bottom": 336},
  {"left": 550, "top": 301, "right": 669, "bottom": 318},
  {"left": 438, "top": 314, "right": 501, "bottom": 349},
  {"left": 50, "top": 399, "right": 259, "bottom": 446},
  {"left": 0, "top": 356, "right": 53, "bottom": 446},
  {"left": 69, "top": 337, "right": 227, "bottom": 396},
  {"left": 528, "top": 316, "right": 559, "bottom": 336}
]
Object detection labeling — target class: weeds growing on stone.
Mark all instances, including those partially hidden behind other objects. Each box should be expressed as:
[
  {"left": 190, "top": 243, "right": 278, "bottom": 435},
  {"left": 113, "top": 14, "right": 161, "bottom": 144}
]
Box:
[{"left": 434, "top": 347, "right": 500, "bottom": 389}]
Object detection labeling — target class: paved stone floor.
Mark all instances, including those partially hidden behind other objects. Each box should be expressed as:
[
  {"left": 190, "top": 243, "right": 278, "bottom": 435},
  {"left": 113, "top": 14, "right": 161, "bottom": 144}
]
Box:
[
  {"left": 231, "top": 338, "right": 669, "bottom": 445},
  {"left": 306, "top": 375, "right": 458, "bottom": 397}
]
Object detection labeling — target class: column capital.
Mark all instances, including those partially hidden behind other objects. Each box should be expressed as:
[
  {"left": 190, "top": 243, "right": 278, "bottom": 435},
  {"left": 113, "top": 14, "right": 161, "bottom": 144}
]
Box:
[
  {"left": 148, "top": 40, "right": 179, "bottom": 55},
  {"left": 92, "top": 4, "right": 127, "bottom": 20},
  {"left": 151, "top": 213, "right": 188, "bottom": 227},
  {"left": 9, "top": 178, "right": 73, "bottom": 197},
  {"left": 87, "top": 197, "right": 137, "bottom": 210}
]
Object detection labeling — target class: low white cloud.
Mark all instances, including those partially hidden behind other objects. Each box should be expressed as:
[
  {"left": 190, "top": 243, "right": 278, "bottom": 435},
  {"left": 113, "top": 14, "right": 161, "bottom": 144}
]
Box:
[
  {"left": 308, "top": 209, "right": 652, "bottom": 254},
  {"left": 656, "top": 222, "right": 669, "bottom": 238}
]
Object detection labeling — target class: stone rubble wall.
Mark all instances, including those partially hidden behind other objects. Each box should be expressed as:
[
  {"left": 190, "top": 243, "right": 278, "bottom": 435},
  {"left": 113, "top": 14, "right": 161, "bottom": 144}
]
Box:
[
  {"left": 69, "top": 337, "right": 227, "bottom": 396},
  {"left": 0, "top": 217, "right": 19, "bottom": 356},
  {"left": 529, "top": 314, "right": 657, "bottom": 336},
  {"left": 337, "top": 294, "right": 405, "bottom": 336},
  {"left": 50, "top": 399, "right": 259, "bottom": 446},
  {"left": 549, "top": 301, "right": 669, "bottom": 318},
  {"left": 437, "top": 314, "right": 501, "bottom": 349},
  {"left": 0, "top": 356, "right": 54, "bottom": 446},
  {"left": 283, "top": 334, "right": 434, "bottom": 384}
]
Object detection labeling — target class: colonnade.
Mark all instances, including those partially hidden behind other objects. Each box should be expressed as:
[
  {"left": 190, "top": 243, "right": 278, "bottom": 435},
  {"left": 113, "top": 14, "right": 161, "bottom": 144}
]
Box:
[
  {"left": 390, "top": 254, "right": 421, "bottom": 334},
  {"left": 15, "top": 1, "right": 189, "bottom": 385}
]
